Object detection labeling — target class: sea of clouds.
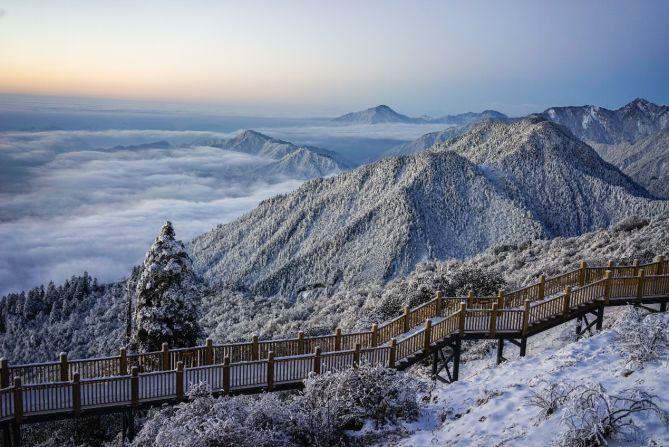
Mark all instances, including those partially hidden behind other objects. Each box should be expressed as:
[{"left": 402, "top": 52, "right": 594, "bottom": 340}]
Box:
[
  {"left": 0, "top": 129, "right": 303, "bottom": 295},
  {"left": 0, "top": 97, "right": 455, "bottom": 296}
]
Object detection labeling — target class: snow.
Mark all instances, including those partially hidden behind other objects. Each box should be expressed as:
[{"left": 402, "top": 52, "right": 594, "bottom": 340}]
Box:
[{"left": 396, "top": 310, "right": 669, "bottom": 446}]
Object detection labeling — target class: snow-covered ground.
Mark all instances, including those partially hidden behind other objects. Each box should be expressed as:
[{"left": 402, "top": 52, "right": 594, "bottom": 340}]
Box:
[{"left": 396, "top": 307, "right": 669, "bottom": 446}]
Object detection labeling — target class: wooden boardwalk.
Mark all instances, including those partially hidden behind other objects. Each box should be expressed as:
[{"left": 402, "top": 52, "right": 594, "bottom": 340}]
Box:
[{"left": 0, "top": 257, "right": 667, "bottom": 444}]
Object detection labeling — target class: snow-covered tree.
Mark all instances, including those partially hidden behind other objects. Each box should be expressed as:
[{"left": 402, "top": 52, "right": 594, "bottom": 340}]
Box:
[{"left": 130, "top": 221, "right": 201, "bottom": 353}]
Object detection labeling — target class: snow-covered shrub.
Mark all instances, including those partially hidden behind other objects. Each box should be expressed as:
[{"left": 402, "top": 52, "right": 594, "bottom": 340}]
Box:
[
  {"left": 297, "top": 364, "right": 423, "bottom": 437},
  {"left": 370, "top": 264, "right": 506, "bottom": 322},
  {"left": 614, "top": 308, "right": 669, "bottom": 366},
  {"left": 462, "top": 339, "right": 497, "bottom": 361},
  {"left": 132, "top": 364, "right": 423, "bottom": 447},
  {"left": 556, "top": 383, "right": 669, "bottom": 446},
  {"left": 133, "top": 392, "right": 292, "bottom": 447},
  {"left": 612, "top": 216, "right": 650, "bottom": 233},
  {"left": 527, "top": 381, "right": 574, "bottom": 418}
]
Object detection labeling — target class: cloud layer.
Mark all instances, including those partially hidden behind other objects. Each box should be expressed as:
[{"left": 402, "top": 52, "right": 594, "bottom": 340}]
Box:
[{"left": 0, "top": 130, "right": 302, "bottom": 295}]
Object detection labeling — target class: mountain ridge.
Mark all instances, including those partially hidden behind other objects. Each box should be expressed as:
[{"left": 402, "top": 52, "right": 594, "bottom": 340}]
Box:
[
  {"left": 332, "top": 105, "right": 507, "bottom": 125},
  {"left": 190, "top": 117, "right": 666, "bottom": 297},
  {"left": 201, "top": 129, "right": 352, "bottom": 177},
  {"left": 542, "top": 98, "right": 669, "bottom": 144}
]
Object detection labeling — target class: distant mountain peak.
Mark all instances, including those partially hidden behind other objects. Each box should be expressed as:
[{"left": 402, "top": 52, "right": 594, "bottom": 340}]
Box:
[
  {"left": 199, "top": 129, "right": 351, "bottom": 177},
  {"left": 543, "top": 98, "right": 669, "bottom": 144},
  {"left": 333, "top": 104, "right": 419, "bottom": 124},
  {"left": 333, "top": 105, "right": 508, "bottom": 126}
]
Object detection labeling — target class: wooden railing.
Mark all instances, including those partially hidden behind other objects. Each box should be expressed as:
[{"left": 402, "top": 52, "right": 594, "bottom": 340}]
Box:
[{"left": 0, "top": 256, "right": 667, "bottom": 424}]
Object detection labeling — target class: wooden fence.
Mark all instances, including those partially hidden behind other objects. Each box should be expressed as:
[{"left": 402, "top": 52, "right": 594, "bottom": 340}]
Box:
[{"left": 0, "top": 256, "right": 667, "bottom": 424}]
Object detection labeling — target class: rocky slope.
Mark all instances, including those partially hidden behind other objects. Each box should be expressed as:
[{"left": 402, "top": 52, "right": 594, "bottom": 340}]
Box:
[{"left": 190, "top": 117, "right": 667, "bottom": 298}]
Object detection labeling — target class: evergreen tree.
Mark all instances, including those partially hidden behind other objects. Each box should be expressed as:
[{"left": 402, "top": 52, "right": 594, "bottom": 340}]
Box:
[{"left": 130, "top": 221, "right": 201, "bottom": 353}]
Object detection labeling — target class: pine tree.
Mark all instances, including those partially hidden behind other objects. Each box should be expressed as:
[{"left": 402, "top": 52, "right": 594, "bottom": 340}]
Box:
[{"left": 130, "top": 221, "right": 201, "bottom": 353}]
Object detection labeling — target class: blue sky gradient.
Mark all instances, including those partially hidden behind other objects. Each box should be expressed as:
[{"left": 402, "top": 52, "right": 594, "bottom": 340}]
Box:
[{"left": 0, "top": 0, "right": 668, "bottom": 116}]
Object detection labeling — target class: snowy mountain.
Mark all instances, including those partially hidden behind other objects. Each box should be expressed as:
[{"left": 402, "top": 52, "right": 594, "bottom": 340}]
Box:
[
  {"left": 430, "top": 109, "right": 508, "bottom": 125},
  {"left": 382, "top": 127, "right": 466, "bottom": 157},
  {"left": 190, "top": 116, "right": 667, "bottom": 298},
  {"left": 332, "top": 105, "right": 422, "bottom": 124},
  {"left": 436, "top": 116, "right": 664, "bottom": 236},
  {"left": 332, "top": 105, "right": 507, "bottom": 126},
  {"left": 543, "top": 98, "right": 669, "bottom": 145},
  {"left": 590, "top": 128, "right": 669, "bottom": 199},
  {"left": 257, "top": 147, "right": 346, "bottom": 179},
  {"left": 382, "top": 114, "right": 509, "bottom": 158},
  {"left": 202, "top": 129, "right": 351, "bottom": 177},
  {"left": 543, "top": 99, "right": 669, "bottom": 198}
]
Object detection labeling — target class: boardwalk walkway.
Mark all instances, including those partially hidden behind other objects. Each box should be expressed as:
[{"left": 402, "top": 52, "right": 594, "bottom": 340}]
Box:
[{"left": 0, "top": 257, "right": 667, "bottom": 445}]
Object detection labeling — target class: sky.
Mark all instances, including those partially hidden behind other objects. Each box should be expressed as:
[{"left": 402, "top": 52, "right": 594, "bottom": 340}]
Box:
[{"left": 1, "top": 0, "right": 668, "bottom": 116}]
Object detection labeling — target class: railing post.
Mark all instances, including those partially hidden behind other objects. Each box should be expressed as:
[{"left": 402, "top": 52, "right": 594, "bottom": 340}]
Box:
[
  {"left": 423, "top": 319, "right": 432, "bottom": 353},
  {"left": 334, "top": 328, "right": 342, "bottom": 351},
  {"left": 403, "top": 305, "right": 410, "bottom": 332},
  {"left": 119, "top": 348, "right": 127, "bottom": 376},
  {"left": 637, "top": 269, "right": 645, "bottom": 300},
  {"left": 266, "top": 351, "right": 274, "bottom": 392},
  {"left": 371, "top": 323, "right": 379, "bottom": 347},
  {"left": 604, "top": 270, "right": 612, "bottom": 304},
  {"left": 72, "top": 372, "right": 81, "bottom": 417},
  {"left": 388, "top": 338, "right": 397, "bottom": 368},
  {"left": 607, "top": 260, "right": 614, "bottom": 269},
  {"left": 313, "top": 347, "right": 321, "bottom": 375},
  {"left": 467, "top": 291, "right": 474, "bottom": 308},
  {"left": 223, "top": 357, "right": 230, "bottom": 394},
  {"left": 204, "top": 338, "right": 213, "bottom": 365},
  {"left": 130, "top": 366, "right": 139, "bottom": 409},
  {"left": 0, "top": 358, "right": 9, "bottom": 388},
  {"left": 251, "top": 335, "right": 259, "bottom": 361},
  {"left": 538, "top": 275, "right": 546, "bottom": 300},
  {"left": 353, "top": 343, "right": 361, "bottom": 368},
  {"left": 161, "top": 343, "right": 170, "bottom": 371},
  {"left": 497, "top": 290, "right": 505, "bottom": 309},
  {"left": 655, "top": 255, "right": 664, "bottom": 275},
  {"left": 59, "top": 352, "right": 69, "bottom": 381},
  {"left": 175, "top": 361, "right": 184, "bottom": 401},
  {"left": 578, "top": 260, "right": 587, "bottom": 286},
  {"left": 633, "top": 259, "right": 640, "bottom": 276},
  {"left": 435, "top": 291, "right": 443, "bottom": 316},
  {"left": 458, "top": 302, "right": 466, "bottom": 335},
  {"left": 490, "top": 303, "right": 498, "bottom": 336},
  {"left": 522, "top": 299, "right": 530, "bottom": 337},
  {"left": 563, "top": 287, "right": 571, "bottom": 315},
  {"left": 297, "top": 331, "right": 305, "bottom": 354},
  {"left": 12, "top": 377, "right": 23, "bottom": 423}
]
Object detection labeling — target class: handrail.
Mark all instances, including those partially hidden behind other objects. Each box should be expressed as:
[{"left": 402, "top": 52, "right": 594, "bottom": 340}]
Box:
[
  {"left": 0, "top": 257, "right": 667, "bottom": 424},
  {"left": 1, "top": 257, "right": 665, "bottom": 388}
]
